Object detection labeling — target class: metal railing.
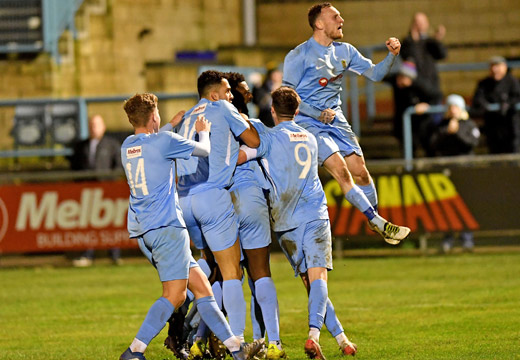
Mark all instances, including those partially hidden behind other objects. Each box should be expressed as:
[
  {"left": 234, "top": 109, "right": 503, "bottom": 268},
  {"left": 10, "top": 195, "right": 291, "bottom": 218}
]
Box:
[
  {"left": 402, "top": 103, "right": 520, "bottom": 171},
  {"left": 348, "top": 43, "right": 520, "bottom": 136},
  {"left": 0, "top": 92, "right": 198, "bottom": 159}
]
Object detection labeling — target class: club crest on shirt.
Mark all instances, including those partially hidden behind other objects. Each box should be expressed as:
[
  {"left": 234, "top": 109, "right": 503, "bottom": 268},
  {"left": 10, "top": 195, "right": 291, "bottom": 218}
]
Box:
[
  {"left": 288, "top": 132, "right": 309, "bottom": 142},
  {"left": 126, "top": 146, "right": 142, "bottom": 159},
  {"left": 192, "top": 103, "right": 207, "bottom": 115},
  {"left": 341, "top": 59, "right": 347, "bottom": 68}
]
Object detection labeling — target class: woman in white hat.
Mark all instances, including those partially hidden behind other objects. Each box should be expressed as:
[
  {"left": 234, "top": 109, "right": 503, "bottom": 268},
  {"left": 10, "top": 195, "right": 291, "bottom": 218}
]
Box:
[{"left": 430, "top": 94, "right": 480, "bottom": 252}]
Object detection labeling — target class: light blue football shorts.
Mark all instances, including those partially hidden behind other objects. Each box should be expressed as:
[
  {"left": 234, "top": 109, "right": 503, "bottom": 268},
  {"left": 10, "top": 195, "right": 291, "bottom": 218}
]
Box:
[
  {"left": 179, "top": 188, "right": 239, "bottom": 252},
  {"left": 275, "top": 219, "right": 333, "bottom": 277},
  {"left": 230, "top": 185, "right": 271, "bottom": 250},
  {"left": 296, "top": 112, "right": 363, "bottom": 165},
  {"left": 179, "top": 194, "right": 207, "bottom": 250},
  {"left": 137, "top": 225, "right": 195, "bottom": 282}
]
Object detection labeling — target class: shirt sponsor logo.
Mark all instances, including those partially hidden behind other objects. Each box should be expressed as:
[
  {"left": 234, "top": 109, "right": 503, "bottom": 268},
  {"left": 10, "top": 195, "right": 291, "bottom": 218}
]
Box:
[
  {"left": 318, "top": 74, "right": 343, "bottom": 87},
  {"left": 319, "top": 78, "right": 328, "bottom": 86},
  {"left": 289, "top": 132, "right": 309, "bottom": 142},
  {"left": 193, "top": 103, "right": 207, "bottom": 115},
  {"left": 126, "top": 146, "right": 142, "bottom": 159}
]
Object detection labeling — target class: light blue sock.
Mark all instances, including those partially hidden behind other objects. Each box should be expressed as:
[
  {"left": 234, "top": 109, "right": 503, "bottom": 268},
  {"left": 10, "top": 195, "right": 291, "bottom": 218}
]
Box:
[
  {"left": 136, "top": 297, "right": 174, "bottom": 345},
  {"left": 345, "top": 186, "right": 376, "bottom": 220},
  {"left": 212, "top": 281, "right": 223, "bottom": 309},
  {"left": 255, "top": 277, "right": 280, "bottom": 342},
  {"left": 324, "top": 298, "right": 344, "bottom": 337},
  {"left": 223, "top": 279, "right": 246, "bottom": 337},
  {"left": 308, "top": 279, "right": 328, "bottom": 330},
  {"left": 196, "top": 296, "right": 234, "bottom": 342},
  {"left": 248, "top": 277, "right": 265, "bottom": 340},
  {"left": 358, "top": 182, "right": 378, "bottom": 212}
]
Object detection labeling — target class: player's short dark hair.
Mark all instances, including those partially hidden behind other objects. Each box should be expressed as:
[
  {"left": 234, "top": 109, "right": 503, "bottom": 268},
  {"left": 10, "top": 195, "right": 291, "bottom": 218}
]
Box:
[
  {"left": 198, "top": 70, "right": 225, "bottom": 98},
  {"left": 308, "top": 2, "right": 332, "bottom": 30},
  {"left": 224, "top": 72, "right": 249, "bottom": 115},
  {"left": 271, "top": 87, "right": 301, "bottom": 118},
  {"left": 224, "top": 72, "right": 245, "bottom": 90},
  {"left": 123, "top": 93, "right": 158, "bottom": 127}
]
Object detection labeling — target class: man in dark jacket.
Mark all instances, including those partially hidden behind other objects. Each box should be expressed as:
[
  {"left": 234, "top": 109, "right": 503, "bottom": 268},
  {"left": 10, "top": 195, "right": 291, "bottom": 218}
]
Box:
[
  {"left": 70, "top": 114, "right": 122, "bottom": 171},
  {"left": 471, "top": 56, "right": 520, "bottom": 154},
  {"left": 401, "top": 12, "right": 447, "bottom": 99}
]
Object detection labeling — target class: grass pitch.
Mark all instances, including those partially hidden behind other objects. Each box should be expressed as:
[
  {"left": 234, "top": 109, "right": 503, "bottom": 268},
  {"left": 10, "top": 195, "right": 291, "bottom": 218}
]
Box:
[{"left": 1, "top": 251, "right": 519, "bottom": 359}]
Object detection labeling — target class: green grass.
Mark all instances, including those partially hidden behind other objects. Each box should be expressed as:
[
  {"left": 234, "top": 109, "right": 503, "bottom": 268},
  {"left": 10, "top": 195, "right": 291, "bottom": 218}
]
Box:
[{"left": 1, "top": 252, "right": 520, "bottom": 359}]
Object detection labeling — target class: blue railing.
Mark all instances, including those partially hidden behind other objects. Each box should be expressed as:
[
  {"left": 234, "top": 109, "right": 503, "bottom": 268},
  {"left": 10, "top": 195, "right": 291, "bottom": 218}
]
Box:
[
  {"left": 350, "top": 44, "right": 520, "bottom": 136},
  {"left": 0, "top": 92, "right": 198, "bottom": 159}
]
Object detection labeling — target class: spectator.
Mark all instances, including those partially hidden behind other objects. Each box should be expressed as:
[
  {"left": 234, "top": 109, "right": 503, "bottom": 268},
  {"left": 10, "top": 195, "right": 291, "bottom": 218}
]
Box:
[
  {"left": 431, "top": 94, "right": 480, "bottom": 252},
  {"left": 252, "top": 68, "right": 283, "bottom": 127},
  {"left": 401, "top": 12, "right": 447, "bottom": 100},
  {"left": 471, "top": 56, "right": 520, "bottom": 154},
  {"left": 70, "top": 114, "right": 123, "bottom": 267},
  {"left": 384, "top": 61, "right": 442, "bottom": 156}
]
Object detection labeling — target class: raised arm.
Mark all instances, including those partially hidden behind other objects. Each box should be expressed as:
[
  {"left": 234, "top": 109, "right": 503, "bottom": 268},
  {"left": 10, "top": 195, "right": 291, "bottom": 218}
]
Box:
[
  {"left": 361, "top": 38, "right": 400, "bottom": 82},
  {"left": 191, "top": 115, "right": 211, "bottom": 157}
]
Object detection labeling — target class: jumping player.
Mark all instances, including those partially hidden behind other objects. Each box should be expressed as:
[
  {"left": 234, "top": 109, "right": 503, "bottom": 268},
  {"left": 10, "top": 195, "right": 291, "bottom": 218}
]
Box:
[{"left": 282, "top": 2, "right": 410, "bottom": 244}]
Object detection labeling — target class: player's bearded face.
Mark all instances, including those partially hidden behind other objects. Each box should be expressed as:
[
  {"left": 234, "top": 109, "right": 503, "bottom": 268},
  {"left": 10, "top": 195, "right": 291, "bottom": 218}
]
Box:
[
  {"left": 218, "top": 79, "right": 234, "bottom": 102},
  {"left": 321, "top": 6, "right": 344, "bottom": 40}
]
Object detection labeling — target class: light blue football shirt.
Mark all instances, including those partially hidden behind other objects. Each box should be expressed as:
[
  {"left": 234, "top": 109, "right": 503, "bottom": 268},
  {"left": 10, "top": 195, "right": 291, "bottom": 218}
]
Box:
[
  {"left": 283, "top": 36, "right": 395, "bottom": 121},
  {"left": 231, "top": 118, "right": 271, "bottom": 191},
  {"left": 254, "top": 121, "right": 328, "bottom": 231},
  {"left": 121, "top": 132, "right": 196, "bottom": 238},
  {"left": 176, "top": 98, "right": 249, "bottom": 196}
]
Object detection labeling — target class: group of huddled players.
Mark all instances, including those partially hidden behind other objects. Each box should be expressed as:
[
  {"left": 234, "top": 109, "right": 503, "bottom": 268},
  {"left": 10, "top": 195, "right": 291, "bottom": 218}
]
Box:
[{"left": 118, "top": 3, "right": 410, "bottom": 360}]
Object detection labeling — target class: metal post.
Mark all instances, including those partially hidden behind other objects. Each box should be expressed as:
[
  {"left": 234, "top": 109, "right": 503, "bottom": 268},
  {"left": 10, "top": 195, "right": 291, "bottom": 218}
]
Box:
[
  {"left": 243, "top": 0, "right": 256, "bottom": 46},
  {"left": 77, "top": 98, "right": 89, "bottom": 140},
  {"left": 403, "top": 104, "right": 447, "bottom": 171},
  {"left": 349, "top": 74, "right": 360, "bottom": 137},
  {"left": 364, "top": 48, "right": 376, "bottom": 123},
  {"left": 403, "top": 106, "right": 414, "bottom": 171}
]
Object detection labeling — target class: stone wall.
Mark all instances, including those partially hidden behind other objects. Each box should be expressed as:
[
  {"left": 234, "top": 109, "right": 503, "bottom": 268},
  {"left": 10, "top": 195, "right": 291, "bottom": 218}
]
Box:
[{"left": 1, "top": 0, "right": 519, "bottom": 149}]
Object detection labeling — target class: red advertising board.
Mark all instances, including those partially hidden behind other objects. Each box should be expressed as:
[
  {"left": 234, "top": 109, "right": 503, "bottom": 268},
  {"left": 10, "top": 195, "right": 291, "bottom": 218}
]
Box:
[
  {"left": 0, "top": 180, "right": 136, "bottom": 253},
  {"left": 0, "top": 164, "right": 518, "bottom": 253}
]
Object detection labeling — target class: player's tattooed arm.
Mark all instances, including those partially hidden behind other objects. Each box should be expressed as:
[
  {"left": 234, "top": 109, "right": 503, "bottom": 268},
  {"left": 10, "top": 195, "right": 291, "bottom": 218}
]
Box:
[{"left": 318, "top": 108, "right": 336, "bottom": 124}]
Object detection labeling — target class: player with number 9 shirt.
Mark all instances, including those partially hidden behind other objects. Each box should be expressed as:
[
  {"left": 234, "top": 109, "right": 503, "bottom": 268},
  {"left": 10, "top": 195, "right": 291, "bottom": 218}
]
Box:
[{"left": 238, "top": 87, "right": 357, "bottom": 359}]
